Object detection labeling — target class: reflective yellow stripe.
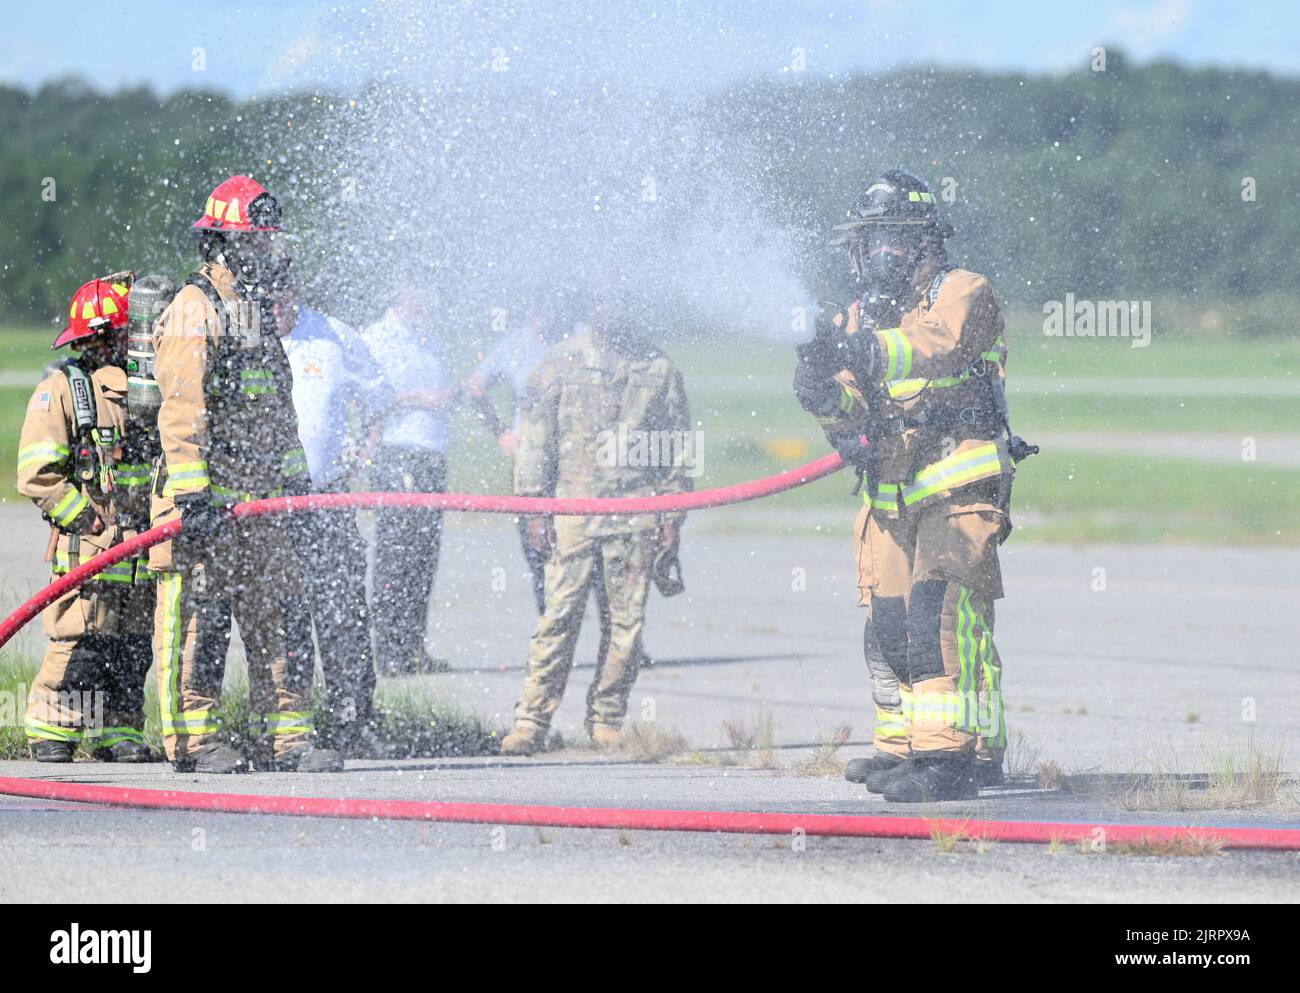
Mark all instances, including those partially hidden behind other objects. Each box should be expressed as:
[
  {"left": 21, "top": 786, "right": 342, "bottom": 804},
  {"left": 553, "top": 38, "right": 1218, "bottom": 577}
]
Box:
[
  {"left": 955, "top": 587, "right": 978, "bottom": 733},
  {"left": 837, "top": 387, "right": 856, "bottom": 415},
  {"left": 240, "top": 369, "right": 277, "bottom": 396},
  {"left": 18, "top": 441, "right": 70, "bottom": 471},
  {"left": 266, "top": 711, "right": 314, "bottom": 735},
  {"left": 161, "top": 709, "right": 218, "bottom": 737},
  {"left": 157, "top": 573, "right": 183, "bottom": 737},
  {"left": 909, "top": 691, "right": 969, "bottom": 724},
  {"left": 113, "top": 462, "right": 151, "bottom": 486},
  {"left": 956, "top": 588, "right": 1005, "bottom": 745},
  {"left": 90, "top": 726, "right": 147, "bottom": 747},
  {"left": 865, "top": 482, "right": 901, "bottom": 511},
  {"left": 876, "top": 328, "right": 912, "bottom": 380},
  {"left": 875, "top": 707, "right": 907, "bottom": 738},
  {"left": 51, "top": 552, "right": 136, "bottom": 583},
  {"left": 163, "top": 460, "right": 210, "bottom": 496},
  {"left": 902, "top": 443, "right": 1002, "bottom": 506},
  {"left": 281, "top": 447, "right": 309, "bottom": 477},
  {"left": 49, "top": 488, "right": 89, "bottom": 527},
  {"left": 25, "top": 718, "right": 82, "bottom": 742}
]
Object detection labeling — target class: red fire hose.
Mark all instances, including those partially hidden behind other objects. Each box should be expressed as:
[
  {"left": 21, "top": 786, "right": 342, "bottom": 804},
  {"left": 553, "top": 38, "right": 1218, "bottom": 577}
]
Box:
[
  {"left": 0, "top": 451, "right": 844, "bottom": 652},
  {"left": 2, "top": 776, "right": 1297, "bottom": 850},
  {"left": 5, "top": 450, "right": 1297, "bottom": 852}
]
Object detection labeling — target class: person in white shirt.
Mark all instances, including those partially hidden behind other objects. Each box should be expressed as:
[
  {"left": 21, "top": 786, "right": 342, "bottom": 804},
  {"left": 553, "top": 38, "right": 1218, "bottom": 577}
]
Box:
[
  {"left": 359, "top": 291, "right": 456, "bottom": 675},
  {"left": 275, "top": 285, "right": 394, "bottom": 753}
]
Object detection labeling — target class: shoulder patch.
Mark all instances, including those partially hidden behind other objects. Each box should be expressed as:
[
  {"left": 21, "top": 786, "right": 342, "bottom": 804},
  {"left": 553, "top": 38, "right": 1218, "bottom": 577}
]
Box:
[{"left": 29, "top": 391, "right": 51, "bottom": 412}]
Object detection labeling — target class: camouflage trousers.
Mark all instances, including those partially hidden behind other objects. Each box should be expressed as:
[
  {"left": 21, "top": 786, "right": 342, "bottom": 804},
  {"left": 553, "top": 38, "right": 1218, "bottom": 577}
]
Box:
[{"left": 516, "top": 527, "right": 653, "bottom": 734}]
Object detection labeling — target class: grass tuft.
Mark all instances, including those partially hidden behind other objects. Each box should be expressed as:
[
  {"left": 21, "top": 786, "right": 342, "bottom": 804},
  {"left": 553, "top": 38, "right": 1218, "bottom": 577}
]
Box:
[
  {"left": 614, "top": 721, "right": 691, "bottom": 763},
  {"left": 791, "top": 723, "right": 852, "bottom": 778},
  {"left": 1117, "top": 737, "right": 1289, "bottom": 811}
]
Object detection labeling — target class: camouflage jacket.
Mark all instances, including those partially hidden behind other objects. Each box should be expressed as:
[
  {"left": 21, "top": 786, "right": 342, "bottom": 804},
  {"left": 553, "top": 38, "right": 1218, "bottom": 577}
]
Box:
[{"left": 514, "top": 327, "right": 692, "bottom": 537}]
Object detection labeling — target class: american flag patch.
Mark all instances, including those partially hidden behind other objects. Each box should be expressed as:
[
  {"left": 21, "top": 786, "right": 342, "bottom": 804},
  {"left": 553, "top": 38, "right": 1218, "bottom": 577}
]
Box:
[{"left": 30, "top": 391, "right": 51, "bottom": 411}]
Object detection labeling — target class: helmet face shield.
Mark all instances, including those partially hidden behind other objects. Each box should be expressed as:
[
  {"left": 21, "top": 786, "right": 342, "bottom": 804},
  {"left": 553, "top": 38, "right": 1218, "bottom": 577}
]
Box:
[
  {"left": 846, "top": 224, "right": 920, "bottom": 283},
  {"left": 224, "top": 232, "right": 292, "bottom": 292}
]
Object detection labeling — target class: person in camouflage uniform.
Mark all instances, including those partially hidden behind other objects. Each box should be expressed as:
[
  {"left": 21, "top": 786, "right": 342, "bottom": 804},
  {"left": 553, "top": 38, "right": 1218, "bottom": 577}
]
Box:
[{"left": 500, "top": 304, "right": 692, "bottom": 755}]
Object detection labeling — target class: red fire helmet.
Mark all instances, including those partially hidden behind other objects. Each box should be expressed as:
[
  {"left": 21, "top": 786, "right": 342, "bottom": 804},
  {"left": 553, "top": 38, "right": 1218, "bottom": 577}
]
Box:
[
  {"left": 53, "top": 278, "right": 131, "bottom": 350},
  {"left": 191, "top": 175, "right": 283, "bottom": 232}
]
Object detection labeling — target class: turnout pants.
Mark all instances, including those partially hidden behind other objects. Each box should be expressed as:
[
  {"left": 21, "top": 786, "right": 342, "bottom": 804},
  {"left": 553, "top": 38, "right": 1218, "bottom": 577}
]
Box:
[
  {"left": 370, "top": 446, "right": 446, "bottom": 672},
  {"left": 25, "top": 579, "right": 154, "bottom": 750},
  {"left": 301, "top": 482, "right": 376, "bottom": 738},
  {"left": 516, "top": 527, "right": 653, "bottom": 734},
  {"left": 854, "top": 479, "right": 1007, "bottom": 761},
  {"left": 153, "top": 516, "right": 315, "bottom": 764}
]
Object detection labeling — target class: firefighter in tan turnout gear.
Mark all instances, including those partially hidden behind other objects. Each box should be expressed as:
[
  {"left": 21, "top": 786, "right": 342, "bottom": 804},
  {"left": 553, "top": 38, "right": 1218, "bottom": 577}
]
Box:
[
  {"left": 18, "top": 276, "right": 156, "bottom": 762},
  {"left": 149, "top": 175, "right": 341, "bottom": 773},
  {"left": 794, "top": 169, "right": 1034, "bottom": 802},
  {"left": 500, "top": 301, "right": 692, "bottom": 755}
]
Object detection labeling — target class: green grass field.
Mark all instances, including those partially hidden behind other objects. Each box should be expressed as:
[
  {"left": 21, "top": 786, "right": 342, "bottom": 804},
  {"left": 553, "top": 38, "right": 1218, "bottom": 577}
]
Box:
[{"left": 3, "top": 325, "right": 1297, "bottom": 544}]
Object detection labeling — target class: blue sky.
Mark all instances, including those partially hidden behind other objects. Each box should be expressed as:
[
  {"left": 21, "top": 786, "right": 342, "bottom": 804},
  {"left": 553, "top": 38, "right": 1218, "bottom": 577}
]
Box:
[{"left": 2, "top": 0, "right": 1293, "bottom": 97}]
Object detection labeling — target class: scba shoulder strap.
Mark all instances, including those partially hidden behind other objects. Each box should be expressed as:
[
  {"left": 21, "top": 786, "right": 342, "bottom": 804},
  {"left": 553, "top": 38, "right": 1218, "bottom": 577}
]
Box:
[
  {"left": 926, "top": 265, "right": 956, "bottom": 308},
  {"left": 186, "top": 271, "right": 230, "bottom": 336},
  {"left": 62, "top": 360, "right": 101, "bottom": 487}
]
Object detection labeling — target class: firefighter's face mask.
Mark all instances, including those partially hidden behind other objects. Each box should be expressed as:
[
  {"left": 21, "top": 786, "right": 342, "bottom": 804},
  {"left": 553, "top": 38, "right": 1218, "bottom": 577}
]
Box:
[
  {"left": 225, "top": 234, "right": 292, "bottom": 294},
  {"left": 849, "top": 226, "right": 922, "bottom": 301},
  {"left": 76, "top": 328, "right": 127, "bottom": 370}
]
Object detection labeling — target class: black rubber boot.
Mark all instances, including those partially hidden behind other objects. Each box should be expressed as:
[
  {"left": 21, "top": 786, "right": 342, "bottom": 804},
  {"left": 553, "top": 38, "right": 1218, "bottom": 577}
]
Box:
[
  {"left": 92, "top": 741, "right": 158, "bottom": 763},
  {"left": 175, "top": 742, "right": 249, "bottom": 774},
  {"left": 30, "top": 739, "right": 75, "bottom": 763},
  {"left": 865, "top": 757, "right": 917, "bottom": 794},
  {"left": 974, "top": 760, "right": 1003, "bottom": 787},
  {"left": 883, "top": 756, "right": 978, "bottom": 803},
  {"left": 325, "top": 719, "right": 391, "bottom": 760},
  {"left": 273, "top": 745, "right": 345, "bottom": 773},
  {"left": 845, "top": 753, "right": 905, "bottom": 784}
]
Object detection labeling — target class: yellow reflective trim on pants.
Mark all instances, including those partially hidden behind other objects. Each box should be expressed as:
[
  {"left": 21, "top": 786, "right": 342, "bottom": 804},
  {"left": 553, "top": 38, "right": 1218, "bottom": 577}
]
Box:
[
  {"left": 161, "top": 709, "right": 218, "bottom": 736},
  {"left": 157, "top": 573, "right": 184, "bottom": 736},
  {"left": 838, "top": 386, "right": 856, "bottom": 415},
  {"left": 902, "top": 443, "right": 1002, "bottom": 506},
  {"left": 265, "top": 711, "right": 314, "bottom": 735},
  {"left": 955, "top": 587, "right": 978, "bottom": 733},
  {"left": 910, "top": 692, "right": 969, "bottom": 724},
  {"left": 113, "top": 462, "right": 151, "bottom": 486},
  {"left": 163, "top": 460, "right": 211, "bottom": 496},
  {"left": 874, "top": 707, "right": 907, "bottom": 738},
  {"left": 52, "top": 552, "right": 136, "bottom": 584},
  {"left": 240, "top": 369, "right": 278, "bottom": 397},
  {"left": 958, "top": 588, "right": 1005, "bottom": 746},
  {"left": 281, "top": 447, "right": 309, "bottom": 477},
  {"left": 25, "top": 718, "right": 83, "bottom": 742},
  {"left": 90, "top": 726, "right": 147, "bottom": 747}
]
